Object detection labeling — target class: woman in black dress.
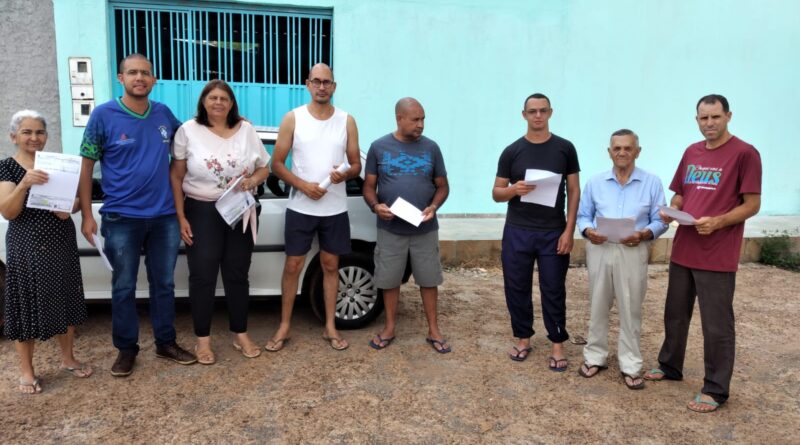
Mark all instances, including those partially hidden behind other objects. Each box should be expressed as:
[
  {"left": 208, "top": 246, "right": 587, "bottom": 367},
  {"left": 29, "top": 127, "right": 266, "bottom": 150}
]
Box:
[{"left": 0, "top": 110, "right": 92, "bottom": 394}]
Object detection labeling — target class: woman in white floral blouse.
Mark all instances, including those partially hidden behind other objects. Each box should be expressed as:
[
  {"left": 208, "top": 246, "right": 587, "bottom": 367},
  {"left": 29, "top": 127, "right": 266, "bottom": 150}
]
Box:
[{"left": 169, "top": 80, "right": 269, "bottom": 364}]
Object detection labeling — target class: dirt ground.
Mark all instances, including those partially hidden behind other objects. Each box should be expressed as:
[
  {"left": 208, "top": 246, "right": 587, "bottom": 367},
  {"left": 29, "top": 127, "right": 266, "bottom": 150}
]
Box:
[{"left": 1, "top": 264, "right": 798, "bottom": 444}]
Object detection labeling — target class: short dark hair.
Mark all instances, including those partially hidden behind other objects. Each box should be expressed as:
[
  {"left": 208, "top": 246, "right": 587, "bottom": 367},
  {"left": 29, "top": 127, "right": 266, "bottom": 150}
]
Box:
[
  {"left": 696, "top": 94, "right": 730, "bottom": 113},
  {"left": 195, "top": 79, "right": 242, "bottom": 128},
  {"left": 610, "top": 128, "right": 639, "bottom": 145},
  {"left": 118, "top": 53, "right": 150, "bottom": 74},
  {"left": 523, "top": 93, "right": 551, "bottom": 110}
]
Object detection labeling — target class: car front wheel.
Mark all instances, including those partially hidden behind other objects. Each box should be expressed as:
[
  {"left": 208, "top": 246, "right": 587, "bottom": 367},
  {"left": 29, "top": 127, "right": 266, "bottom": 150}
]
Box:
[{"left": 308, "top": 251, "right": 384, "bottom": 329}]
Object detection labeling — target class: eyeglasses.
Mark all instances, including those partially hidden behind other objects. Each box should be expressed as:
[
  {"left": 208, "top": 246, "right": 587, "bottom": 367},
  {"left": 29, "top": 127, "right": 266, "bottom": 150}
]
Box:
[
  {"left": 525, "top": 107, "right": 550, "bottom": 116},
  {"left": 125, "top": 69, "right": 152, "bottom": 77},
  {"left": 308, "top": 78, "right": 334, "bottom": 88}
]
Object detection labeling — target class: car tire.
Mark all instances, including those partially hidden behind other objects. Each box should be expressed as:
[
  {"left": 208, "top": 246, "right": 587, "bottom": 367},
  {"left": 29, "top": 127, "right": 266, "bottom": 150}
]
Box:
[{"left": 308, "top": 250, "right": 383, "bottom": 330}]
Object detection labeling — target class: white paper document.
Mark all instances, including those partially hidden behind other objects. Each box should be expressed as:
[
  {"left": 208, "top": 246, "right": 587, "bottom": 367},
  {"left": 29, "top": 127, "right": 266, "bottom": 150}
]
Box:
[
  {"left": 215, "top": 176, "right": 256, "bottom": 227},
  {"left": 595, "top": 217, "right": 636, "bottom": 243},
  {"left": 92, "top": 233, "right": 114, "bottom": 271},
  {"left": 389, "top": 197, "right": 424, "bottom": 227},
  {"left": 521, "top": 169, "right": 562, "bottom": 207},
  {"left": 26, "top": 152, "right": 81, "bottom": 212},
  {"left": 318, "top": 162, "right": 350, "bottom": 189},
  {"left": 659, "top": 206, "right": 696, "bottom": 225}
]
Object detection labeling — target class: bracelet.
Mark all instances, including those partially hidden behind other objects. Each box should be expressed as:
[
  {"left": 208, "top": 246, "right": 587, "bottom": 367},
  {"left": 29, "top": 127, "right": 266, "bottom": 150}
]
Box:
[{"left": 369, "top": 202, "right": 379, "bottom": 212}]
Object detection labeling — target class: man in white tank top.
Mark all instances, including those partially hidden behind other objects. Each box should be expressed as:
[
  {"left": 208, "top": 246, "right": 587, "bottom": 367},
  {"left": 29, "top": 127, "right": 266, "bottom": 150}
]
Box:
[{"left": 266, "top": 63, "right": 362, "bottom": 352}]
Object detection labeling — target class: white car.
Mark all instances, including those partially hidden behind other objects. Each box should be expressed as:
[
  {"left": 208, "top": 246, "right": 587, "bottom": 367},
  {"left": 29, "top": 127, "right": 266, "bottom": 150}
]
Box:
[{"left": 0, "top": 128, "right": 388, "bottom": 330}]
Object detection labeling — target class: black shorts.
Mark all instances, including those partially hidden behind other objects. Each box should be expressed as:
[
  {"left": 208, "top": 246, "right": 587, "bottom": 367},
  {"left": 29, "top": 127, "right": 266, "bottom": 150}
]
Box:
[{"left": 284, "top": 209, "right": 351, "bottom": 256}]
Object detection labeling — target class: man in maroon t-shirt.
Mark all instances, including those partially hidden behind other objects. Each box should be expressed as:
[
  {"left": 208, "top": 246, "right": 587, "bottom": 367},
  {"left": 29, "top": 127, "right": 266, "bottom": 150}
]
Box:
[{"left": 644, "top": 94, "right": 762, "bottom": 413}]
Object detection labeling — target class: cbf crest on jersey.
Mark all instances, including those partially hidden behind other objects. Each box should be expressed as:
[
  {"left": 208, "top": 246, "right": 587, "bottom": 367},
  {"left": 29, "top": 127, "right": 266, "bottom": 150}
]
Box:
[{"left": 158, "top": 125, "right": 169, "bottom": 142}]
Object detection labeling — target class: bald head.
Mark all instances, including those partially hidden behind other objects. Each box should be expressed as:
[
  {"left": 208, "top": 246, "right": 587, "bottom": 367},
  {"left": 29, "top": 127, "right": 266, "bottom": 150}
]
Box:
[
  {"left": 395, "top": 97, "right": 422, "bottom": 117},
  {"left": 308, "top": 63, "right": 334, "bottom": 81},
  {"left": 394, "top": 97, "right": 425, "bottom": 142}
]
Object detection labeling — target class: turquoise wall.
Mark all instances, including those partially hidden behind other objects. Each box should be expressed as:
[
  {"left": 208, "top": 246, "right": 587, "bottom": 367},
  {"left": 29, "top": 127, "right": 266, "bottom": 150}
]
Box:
[{"left": 53, "top": 0, "right": 800, "bottom": 215}]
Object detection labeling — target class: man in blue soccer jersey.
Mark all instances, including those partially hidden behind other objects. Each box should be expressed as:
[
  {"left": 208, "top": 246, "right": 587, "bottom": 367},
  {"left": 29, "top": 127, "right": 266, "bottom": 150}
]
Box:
[{"left": 78, "top": 54, "right": 196, "bottom": 377}]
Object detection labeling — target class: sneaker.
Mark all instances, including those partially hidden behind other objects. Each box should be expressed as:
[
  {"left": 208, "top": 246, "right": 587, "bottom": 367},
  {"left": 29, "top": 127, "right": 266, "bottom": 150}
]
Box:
[
  {"left": 111, "top": 351, "right": 137, "bottom": 377},
  {"left": 155, "top": 342, "right": 197, "bottom": 365}
]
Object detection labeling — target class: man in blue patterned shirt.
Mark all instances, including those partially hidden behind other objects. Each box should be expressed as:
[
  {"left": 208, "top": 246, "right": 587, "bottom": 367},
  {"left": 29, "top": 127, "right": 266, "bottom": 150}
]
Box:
[{"left": 363, "top": 97, "right": 451, "bottom": 353}]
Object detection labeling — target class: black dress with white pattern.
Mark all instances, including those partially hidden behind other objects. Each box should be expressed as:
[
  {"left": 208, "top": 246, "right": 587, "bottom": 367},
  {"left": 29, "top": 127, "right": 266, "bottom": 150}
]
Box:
[{"left": 1, "top": 157, "right": 86, "bottom": 341}]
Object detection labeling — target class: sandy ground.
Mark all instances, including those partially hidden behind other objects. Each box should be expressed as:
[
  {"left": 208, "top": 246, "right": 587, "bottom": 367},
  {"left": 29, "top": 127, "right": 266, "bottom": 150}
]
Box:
[{"left": 0, "top": 263, "right": 798, "bottom": 444}]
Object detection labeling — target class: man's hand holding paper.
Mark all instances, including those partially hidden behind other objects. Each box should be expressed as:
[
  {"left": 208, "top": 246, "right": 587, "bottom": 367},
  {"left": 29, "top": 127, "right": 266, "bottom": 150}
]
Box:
[
  {"left": 511, "top": 179, "right": 536, "bottom": 196},
  {"left": 520, "top": 169, "right": 562, "bottom": 207},
  {"left": 595, "top": 216, "right": 636, "bottom": 244},
  {"left": 389, "top": 197, "right": 424, "bottom": 227},
  {"left": 658, "top": 205, "right": 696, "bottom": 225}
]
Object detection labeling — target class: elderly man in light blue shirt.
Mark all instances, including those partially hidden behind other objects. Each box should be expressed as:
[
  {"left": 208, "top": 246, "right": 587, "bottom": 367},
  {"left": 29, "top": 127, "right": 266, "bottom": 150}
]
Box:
[{"left": 576, "top": 129, "right": 668, "bottom": 390}]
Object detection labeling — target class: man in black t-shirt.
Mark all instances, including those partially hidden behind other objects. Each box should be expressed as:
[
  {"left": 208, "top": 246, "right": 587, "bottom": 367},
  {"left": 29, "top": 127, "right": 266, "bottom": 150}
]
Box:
[{"left": 492, "top": 93, "right": 580, "bottom": 371}]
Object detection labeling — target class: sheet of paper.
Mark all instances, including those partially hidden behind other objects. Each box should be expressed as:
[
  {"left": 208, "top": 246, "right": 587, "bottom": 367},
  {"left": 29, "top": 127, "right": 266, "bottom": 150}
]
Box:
[
  {"left": 92, "top": 233, "right": 114, "bottom": 271},
  {"left": 389, "top": 197, "right": 424, "bottom": 227},
  {"left": 215, "top": 176, "right": 256, "bottom": 227},
  {"left": 26, "top": 152, "right": 81, "bottom": 212},
  {"left": 659, "top": 206, "right": 696, "bottom": 225},
  {"left": 520, "top": 169, "right": 562, "bottom": 207},
  {"left": 318, "top": 162, "right": 350, "bottom": 189},
  {"left": 595, "top": 216, "right": 636, "bottom": 243}
]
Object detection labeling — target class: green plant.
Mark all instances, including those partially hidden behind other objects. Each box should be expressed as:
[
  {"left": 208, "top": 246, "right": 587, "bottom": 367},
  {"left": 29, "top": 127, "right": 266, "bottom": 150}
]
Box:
[{"left": 759, "top": 230, "right": 800, "bottom": 271}]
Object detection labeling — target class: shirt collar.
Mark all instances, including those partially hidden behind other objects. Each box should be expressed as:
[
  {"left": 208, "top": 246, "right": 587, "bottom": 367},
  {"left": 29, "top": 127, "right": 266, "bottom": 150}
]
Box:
[{"left": 605, "top": 166, "right": 643, "bottom": 184}]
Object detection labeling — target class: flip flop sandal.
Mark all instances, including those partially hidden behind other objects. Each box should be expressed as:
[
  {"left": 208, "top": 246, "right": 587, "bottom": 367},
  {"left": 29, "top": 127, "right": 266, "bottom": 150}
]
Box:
[
  {"left": 643, "top": 368, "right": 667, "bottom": 381},
  {"left": 264, "top": 338, "right": 290, "bottom": 352},
  {"left": 621, "top": 372, "right": 645, "bottom": 390},
  {"left": 233, "top": 342, "right": 262, "bottom": 358},
  {"left": 578, "top": 362, "right": 607, "bottom": 378},
  {"left": 19, "top": 377, "right": 43, "bottom": 395},
  {"left": 323, "top": 334, "right": 349, "bottom": 351},
  {"left": 569, "top": 335, "right": 588, "bottom": 345},
  {"left": 687, "top": 393, "right": 720, "bottom": 413},
  {"left": 194, "top": 345, "right": 216, "bottom": 365},
  {"left": 369, "top": 334, "right": 395, "bottom": 350},
  {"left": 60, "top": 363, "right": 94, "bottom": 378},
  {"left": 426, "top": 337, "right": 452, "bottom": 354},
  {"left": 548, "top": 356, "right": 569, "bottom": 372},
  {"left": 508, "top": 346, "right": 533, "bottom": 362}
]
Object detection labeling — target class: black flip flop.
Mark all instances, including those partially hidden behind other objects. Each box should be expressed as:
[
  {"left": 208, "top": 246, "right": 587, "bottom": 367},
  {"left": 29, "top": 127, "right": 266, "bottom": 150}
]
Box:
[
  {"left": 578, "top": 362, "right": 607, "bottom": 378},
  {"left": 621, "top": 372, "right": 645, "bottom": 390},
  {"left": 368, "top": 334, "right": 395, "bottom": 350},
  {"left": 426, "top": 337, "right": 452, "bottom": 354},
  {"left": 548, "top": 356, "right": 569, "bottom": 372},
  {"left": 508, "top": 346, "right": 533, "bottom": 362}
]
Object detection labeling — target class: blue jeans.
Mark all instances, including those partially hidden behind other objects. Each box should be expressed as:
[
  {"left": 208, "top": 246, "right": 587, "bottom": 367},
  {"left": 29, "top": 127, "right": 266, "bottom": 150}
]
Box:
[{"left": 101, "top": 213, "right": 180, "bottom": 353}]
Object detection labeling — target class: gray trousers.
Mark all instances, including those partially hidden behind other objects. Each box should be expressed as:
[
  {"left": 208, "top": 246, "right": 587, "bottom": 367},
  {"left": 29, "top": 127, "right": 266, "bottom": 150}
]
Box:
[
  {"left": 657, "top": 262, "right": 736, "bottom": 404},
  {"left": 583, "top": 242, "right": 649, "bottom": 376}
]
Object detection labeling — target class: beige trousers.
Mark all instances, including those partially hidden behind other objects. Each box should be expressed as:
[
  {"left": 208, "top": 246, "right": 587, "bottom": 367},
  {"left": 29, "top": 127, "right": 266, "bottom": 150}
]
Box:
[{"left": 583, "top": 241, "right": 650, "bottom": 376}]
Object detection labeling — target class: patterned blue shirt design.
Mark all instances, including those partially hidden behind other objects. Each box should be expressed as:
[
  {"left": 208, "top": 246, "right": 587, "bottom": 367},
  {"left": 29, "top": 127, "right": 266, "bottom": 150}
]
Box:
[{"left": 381, "top": 151, "right": 433, "bottom": 177}]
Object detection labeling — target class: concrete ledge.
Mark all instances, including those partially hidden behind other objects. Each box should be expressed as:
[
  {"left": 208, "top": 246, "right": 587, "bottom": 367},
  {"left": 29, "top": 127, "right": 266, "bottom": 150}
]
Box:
[{"left": 437, "top": 215, "right": 800, "bottom": 266}]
